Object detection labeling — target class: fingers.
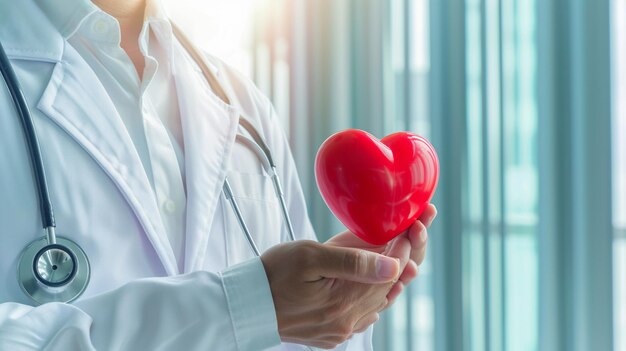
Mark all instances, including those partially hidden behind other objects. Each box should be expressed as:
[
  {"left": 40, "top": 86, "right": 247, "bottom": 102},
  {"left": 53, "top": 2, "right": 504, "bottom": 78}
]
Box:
[
  {"left": 407, "top": 221, "right": 428, "bottom": 266},
  {"left": 391, "top": 203, "right": 434, "bottom": 267},
  {"left": 380, "top": 214, "right": 430, "bottom": 310},
  {"left": 385, "top": 282, "right": 404, "bottom": 307},
  {"left": 384, "top": 261, "right": 418, "bottom": 309},
  {"left": 383, "top": 234, "right": 412, "bottom": 272},
  {"left": 419, "top": 204, "right": 438, "bottom": 227},
  {"left": 316, "top": 245, "right": 400, "bottom": 284},
  {"left": 398, "top": 259, "right": 418, "bottom": 285}
]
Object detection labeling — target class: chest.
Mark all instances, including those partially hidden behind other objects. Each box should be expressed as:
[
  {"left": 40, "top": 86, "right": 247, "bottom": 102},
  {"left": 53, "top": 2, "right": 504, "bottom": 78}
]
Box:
[{"left": 0, "top": 58, "right": 285, "bottom": 304}]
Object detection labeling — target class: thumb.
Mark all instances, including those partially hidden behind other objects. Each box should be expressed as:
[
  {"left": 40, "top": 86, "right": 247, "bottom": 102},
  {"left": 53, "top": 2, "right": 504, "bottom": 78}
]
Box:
[{"left": 316, "top": 246, "right": 401, "bottom": 284}]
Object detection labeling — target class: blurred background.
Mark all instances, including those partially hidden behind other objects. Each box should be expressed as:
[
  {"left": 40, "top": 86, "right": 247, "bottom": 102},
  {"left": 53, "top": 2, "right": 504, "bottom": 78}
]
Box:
[{"left": 165, "top": 0, "right": 623, "bottom": 350}]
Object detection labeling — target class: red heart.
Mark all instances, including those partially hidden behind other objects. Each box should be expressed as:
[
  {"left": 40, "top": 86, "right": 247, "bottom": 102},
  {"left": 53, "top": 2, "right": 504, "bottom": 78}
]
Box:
[{"left": 315, "top": 130, "right": 439, "bottom": 245}]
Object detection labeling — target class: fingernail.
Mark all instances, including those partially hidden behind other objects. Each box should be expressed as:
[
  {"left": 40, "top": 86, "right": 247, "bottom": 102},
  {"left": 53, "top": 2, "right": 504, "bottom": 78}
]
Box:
[{"left": 376, "top": 257, "right": 399, "bottom": 280}]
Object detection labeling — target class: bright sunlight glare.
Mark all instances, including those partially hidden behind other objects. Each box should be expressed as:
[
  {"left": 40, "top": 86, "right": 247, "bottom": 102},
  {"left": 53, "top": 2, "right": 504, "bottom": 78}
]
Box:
[{"left": 163, "top": 0, "right": 268, "bottom": 77}]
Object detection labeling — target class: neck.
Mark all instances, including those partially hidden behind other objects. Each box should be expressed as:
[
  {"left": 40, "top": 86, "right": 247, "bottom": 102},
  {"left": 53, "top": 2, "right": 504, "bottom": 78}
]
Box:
[{"left": 92, "top": 0, "right": 146, "bottom": 22}]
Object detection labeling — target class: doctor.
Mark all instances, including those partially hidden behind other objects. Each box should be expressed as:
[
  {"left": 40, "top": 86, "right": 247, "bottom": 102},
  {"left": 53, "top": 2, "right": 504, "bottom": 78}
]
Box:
[{"left": 0, "top": 0, "right": 437, "bottom": 350}]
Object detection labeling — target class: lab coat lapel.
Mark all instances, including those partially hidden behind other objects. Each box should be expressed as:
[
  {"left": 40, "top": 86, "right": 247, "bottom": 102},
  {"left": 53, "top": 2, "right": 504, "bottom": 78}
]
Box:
[
  {"left": 174, "top": 55, "right": 239, "bottom": 273},
  {"left": 37, "top": 59, "right": 180, "bottom": 276}
]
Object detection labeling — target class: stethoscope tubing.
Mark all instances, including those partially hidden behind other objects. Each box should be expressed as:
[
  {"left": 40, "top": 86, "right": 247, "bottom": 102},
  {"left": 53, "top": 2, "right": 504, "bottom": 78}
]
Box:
[
  {"left": 0, "top": 42, "right": 56, "bottom": 231},
  {"left": 223, "top": 179, "right": 261, "bottom": 256},
  {"left": 232, "top": 134, "right": 297, "bottom": 245}
]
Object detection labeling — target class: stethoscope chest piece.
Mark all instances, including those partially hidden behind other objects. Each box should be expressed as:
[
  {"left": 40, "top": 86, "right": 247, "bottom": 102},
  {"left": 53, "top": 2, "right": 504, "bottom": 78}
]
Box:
[{"left": 18, "top": 237, "right": 90, "bottom": 305}]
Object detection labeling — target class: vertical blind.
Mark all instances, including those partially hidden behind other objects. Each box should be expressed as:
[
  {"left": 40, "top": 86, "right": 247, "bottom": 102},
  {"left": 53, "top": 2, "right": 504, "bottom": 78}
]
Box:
[
  {"left": 168, "top": 0, "right": 620, "bottom": 350},
  {"left": 429, "top": 0, "right": 542, "bottom": 349}
]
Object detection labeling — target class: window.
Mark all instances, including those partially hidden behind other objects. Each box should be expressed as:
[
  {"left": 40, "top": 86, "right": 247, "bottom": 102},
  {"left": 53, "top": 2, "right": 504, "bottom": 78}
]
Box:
[{"left": 164, "top": 0, "right": 258, "bottom": 76}]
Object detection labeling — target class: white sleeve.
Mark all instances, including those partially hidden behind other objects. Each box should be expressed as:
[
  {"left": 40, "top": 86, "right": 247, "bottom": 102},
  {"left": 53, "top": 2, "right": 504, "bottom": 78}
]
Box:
[
  {"left": 0, "top": 257, "right": 281, "bottom": 351},
  {"left": 262, "top": 100, "right": 374, "bottom": 351}
]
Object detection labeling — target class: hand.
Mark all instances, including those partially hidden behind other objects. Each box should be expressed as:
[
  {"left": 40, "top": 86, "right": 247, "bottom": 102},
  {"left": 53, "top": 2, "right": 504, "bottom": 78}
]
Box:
[
  {"left": 325, "top": 204, "right": 437, "bottom": 308},
  {"left": 261, "top": 240, "right": 401, "bottom": 349}
]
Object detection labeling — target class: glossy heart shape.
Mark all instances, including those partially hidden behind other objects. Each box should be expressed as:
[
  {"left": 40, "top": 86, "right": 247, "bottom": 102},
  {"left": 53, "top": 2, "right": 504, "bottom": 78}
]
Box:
[{"left": 315, "top": 130, "right": 439, "bottom": 245}]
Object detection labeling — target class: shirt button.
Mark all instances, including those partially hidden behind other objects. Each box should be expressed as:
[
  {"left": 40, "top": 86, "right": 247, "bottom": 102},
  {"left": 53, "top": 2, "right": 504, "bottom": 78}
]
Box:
[
  {"left": 164, "top": 199, "right": 176, "bottom": 214},
  {"left": 92, "top": 19, "right": 109, "bottom": 34}
]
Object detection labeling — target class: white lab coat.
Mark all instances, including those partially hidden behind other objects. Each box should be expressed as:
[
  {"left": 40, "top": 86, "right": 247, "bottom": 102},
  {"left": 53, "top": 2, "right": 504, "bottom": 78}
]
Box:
[{"left": 0, "top": 1, "right": 373, "bottom": 350}]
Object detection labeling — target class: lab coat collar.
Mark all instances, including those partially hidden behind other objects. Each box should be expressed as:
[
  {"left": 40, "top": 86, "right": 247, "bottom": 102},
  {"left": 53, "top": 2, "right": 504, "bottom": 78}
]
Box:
[
  {"left": 0, "top": 0, "right": 65, "bottom": 62},
  {"left": 37, "top": 47, "right": 181, "bottom": 276},
  {"left": 172, "top": 45, "right": 240, "bottom": 273}
]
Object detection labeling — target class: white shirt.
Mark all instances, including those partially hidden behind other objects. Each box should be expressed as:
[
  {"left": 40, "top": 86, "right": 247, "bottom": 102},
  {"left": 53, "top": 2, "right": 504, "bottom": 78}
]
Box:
[{"left": 68, "top": 0, "right": 187, "bottom": 271}]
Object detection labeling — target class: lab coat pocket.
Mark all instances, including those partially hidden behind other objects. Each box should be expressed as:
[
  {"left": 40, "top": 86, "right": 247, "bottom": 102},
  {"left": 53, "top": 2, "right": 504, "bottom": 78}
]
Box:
[{"left": 223, "top": 171, "right": 284, "bottom": 264}]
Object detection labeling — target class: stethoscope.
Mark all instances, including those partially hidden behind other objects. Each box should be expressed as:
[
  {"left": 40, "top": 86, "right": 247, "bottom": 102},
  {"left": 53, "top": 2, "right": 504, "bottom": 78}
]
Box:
[{"left": 0, "top": 24, "right": 296, "bottom": 305}]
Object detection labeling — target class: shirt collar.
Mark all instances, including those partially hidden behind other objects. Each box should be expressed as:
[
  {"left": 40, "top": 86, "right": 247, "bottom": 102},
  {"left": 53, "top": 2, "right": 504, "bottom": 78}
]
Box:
[
  {"left": 36, "top": 0, "right": 170, "bottom": 40},
  {"left": 35, "top": 0, "right": 219, "bottom": 77}
]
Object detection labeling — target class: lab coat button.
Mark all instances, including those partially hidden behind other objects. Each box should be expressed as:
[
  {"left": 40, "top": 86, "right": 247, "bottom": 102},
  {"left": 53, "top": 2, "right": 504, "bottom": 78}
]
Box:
[{"left": 164, "top": 199, "right": 176, "bottom": 213}]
